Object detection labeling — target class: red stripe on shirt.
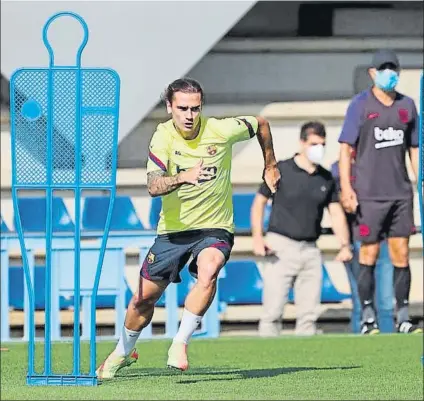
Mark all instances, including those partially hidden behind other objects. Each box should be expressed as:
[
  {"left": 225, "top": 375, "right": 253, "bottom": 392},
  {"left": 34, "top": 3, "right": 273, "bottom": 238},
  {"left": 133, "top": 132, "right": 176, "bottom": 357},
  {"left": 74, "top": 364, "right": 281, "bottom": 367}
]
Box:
[
  {"left": 149, "top": 151, "right": 167, "bottom": 172},
  {"left": 210, "top": 241, "right": 230, "bottom": 250}
]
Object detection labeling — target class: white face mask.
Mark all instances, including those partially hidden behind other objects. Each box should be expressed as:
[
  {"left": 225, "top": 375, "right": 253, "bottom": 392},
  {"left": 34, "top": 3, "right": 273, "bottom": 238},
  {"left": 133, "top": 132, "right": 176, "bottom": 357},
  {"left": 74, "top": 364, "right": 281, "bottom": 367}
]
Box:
[{"left": 306, "top": 144, "right": 325, "bottom": 165}]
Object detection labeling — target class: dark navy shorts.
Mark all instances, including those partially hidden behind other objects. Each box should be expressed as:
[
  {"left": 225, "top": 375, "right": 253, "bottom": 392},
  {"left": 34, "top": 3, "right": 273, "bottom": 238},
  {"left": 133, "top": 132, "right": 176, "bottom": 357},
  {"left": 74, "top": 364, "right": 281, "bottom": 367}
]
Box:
[
  {"left": 140, "top": 228, "right": 234, "bottom": 283},
  {"left": 353, "top": 198, "right": 415, "bottom": 243}
]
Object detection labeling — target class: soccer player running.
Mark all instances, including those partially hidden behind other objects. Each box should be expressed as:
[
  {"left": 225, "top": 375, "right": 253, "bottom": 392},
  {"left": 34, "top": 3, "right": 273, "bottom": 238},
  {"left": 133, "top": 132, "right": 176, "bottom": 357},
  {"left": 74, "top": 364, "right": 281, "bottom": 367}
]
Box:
[
  {"left": 97, "top": 78, "right": 281, "bottom": 379},
  {"left": 338, "top": 49, "right": 422, "bottom": 335}
]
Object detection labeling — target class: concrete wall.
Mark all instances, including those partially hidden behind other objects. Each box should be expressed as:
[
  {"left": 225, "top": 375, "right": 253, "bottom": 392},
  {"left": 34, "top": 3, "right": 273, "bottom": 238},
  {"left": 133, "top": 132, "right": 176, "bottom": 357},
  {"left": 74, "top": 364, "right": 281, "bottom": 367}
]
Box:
[
  {"left": 188, "top": 51, "right": 423, "bottom": 104},
  {"left": 1, "top": 0, "right": 256, "bottom": 141}
]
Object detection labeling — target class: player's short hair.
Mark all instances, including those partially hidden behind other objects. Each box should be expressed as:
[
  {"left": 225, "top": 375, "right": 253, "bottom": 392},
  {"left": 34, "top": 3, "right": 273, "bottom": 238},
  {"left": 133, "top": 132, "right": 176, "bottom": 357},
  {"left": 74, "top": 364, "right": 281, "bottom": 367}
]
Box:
[
  {"left": 162, "top": 78, "right": 204, "bottom": 105},
  {"left": 300, "top": 121, "right": 326, "bottom": 142}
]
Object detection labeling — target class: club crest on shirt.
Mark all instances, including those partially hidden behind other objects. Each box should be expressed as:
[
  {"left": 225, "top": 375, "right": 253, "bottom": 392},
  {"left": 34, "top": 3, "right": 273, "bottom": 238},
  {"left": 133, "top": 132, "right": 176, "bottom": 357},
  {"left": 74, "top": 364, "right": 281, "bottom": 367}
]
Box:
[
  {"left": 147, "top": 252, "right": 155, "bottom": 264},
  {"left": 398, "top": 108, "right": 409, "bottom": 123},
  {"left": 207, "top": 145, "right": 217, "bottom": 156}
]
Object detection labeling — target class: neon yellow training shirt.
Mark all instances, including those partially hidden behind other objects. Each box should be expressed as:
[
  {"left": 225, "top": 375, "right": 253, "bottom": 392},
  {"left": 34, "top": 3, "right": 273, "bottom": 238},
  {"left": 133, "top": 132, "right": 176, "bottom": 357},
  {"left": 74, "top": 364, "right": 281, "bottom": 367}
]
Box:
[{"left": 147, "top": 115, "right": 259, "bottom": 235}]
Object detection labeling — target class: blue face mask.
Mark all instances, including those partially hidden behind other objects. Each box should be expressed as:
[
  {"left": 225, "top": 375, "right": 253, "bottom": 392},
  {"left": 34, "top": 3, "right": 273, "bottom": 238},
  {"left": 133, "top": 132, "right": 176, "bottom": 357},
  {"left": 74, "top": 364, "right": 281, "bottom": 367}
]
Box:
[{"left": 374, "top": 69, "right": 399, "bottom": 92}]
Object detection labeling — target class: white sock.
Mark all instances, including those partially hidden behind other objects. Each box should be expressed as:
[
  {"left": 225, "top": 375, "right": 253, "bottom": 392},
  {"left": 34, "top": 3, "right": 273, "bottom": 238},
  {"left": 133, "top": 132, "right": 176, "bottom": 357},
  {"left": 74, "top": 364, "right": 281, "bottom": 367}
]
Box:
[
  {"left": 114, "top": 326, "right": 141, "bottom": 356},
  {"left": 173, "top": 308, "right": 202, "bottom": 344}
]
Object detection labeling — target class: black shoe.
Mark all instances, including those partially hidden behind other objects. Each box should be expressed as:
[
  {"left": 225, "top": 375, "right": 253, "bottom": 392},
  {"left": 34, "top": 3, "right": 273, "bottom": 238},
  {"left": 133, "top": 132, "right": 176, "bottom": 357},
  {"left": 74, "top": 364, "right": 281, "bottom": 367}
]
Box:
[
  {"left": 397, "top": 321, "right": 423, "bottom": 334},
  {"left": 361, "top": 319, "right": 380, "bottom": 335}
]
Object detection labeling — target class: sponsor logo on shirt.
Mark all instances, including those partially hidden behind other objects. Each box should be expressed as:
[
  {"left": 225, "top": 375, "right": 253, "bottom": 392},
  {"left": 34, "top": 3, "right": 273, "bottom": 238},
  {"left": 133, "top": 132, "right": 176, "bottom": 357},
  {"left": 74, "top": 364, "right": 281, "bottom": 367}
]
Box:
[{"left": 374, "top": 127, "right": 404, "bottom": 149}]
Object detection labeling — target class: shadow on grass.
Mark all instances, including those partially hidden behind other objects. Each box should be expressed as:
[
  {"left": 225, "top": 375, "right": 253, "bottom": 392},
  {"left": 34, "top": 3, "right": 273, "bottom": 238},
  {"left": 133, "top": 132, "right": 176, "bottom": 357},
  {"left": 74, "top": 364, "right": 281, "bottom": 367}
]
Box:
[{"left": 101, "top": 365, "right": 361, "bottom": 385}]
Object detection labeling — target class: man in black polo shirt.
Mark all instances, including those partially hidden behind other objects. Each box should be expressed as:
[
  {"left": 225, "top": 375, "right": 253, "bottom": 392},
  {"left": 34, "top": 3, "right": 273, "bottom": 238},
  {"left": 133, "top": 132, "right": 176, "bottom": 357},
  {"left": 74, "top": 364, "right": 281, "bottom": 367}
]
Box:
[
  {"left": 251, "top": 121, "right": 352, "bottom": 336},
  {"left": 338, "top": 49, "right": 421, "bottom": 334}
]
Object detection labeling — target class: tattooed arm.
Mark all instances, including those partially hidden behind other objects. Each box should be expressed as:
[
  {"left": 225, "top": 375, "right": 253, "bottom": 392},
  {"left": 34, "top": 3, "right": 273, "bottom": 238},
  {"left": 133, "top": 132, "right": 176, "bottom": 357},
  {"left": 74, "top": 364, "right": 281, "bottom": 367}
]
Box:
[
  {"left": 255, "top": 116, "right": 280, "bottom": 194},
  {"left": 147, "top": 159, "right": 213, "bottom": 197},
  {"left": 147, "top": 170, "right": 184, "bottom": 197},
  {"left": 255, "top": 116, "right": 277, "bottom": 169}
]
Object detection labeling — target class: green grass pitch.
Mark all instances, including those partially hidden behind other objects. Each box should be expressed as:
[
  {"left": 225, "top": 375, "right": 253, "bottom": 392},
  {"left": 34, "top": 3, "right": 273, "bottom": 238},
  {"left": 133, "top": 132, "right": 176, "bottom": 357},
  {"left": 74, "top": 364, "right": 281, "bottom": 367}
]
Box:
[{"left": 1, "top": 334, "right": 423, "bottom": 400}]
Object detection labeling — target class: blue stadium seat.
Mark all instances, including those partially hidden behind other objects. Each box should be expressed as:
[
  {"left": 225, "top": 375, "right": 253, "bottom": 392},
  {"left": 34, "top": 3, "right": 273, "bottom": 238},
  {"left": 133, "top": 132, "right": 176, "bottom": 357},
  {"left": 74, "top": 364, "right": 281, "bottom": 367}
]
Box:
[
  {"left": 1, "top": 216, "right": 10, "bottom": 233},
  {"left": 15, "top": 197, "right": 74, "bottom": 232},
  {"left": 8, "top": 263, "right": 348, "bottom": 311},
  {"left": 154, "top": 267, "right": 195, "bottom": 307},
  {"left": 233, "top": 194, "right": 255, "bottom": 232},
  {"left": 320, "top": 264, "right": 351, "bottom": 303},
  {"left": 232, "top": 193, "right": 271, "bottom": 233},
  {"left": 220, "top": 260, "right": 263, "bottom": 304},
  {"left": 8, "top": 266, "right": 73, "bottom": 310},
  {"left": 149, "top": 197, "right": 162, "bottom": 229},
  {"left": 155, "top": 292, "right": 166, "bottom": 307},
  {"left": 287, "top": 264, "right": 350, "bottom": 303},
  {"left": 148, "top": 193, "right": 271, "bottom": 233},
  {"left": 82, "top": 195, "right": 143, "bottom": 231},
  {"left": 8, "top": 265, "right": 134, "bottom": 310},
  {"left": 219, "top": 261, "right": 349, "bottom": 306},
  {"left": 178, "top": 268, "right": 196, "bottom": 306}
]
